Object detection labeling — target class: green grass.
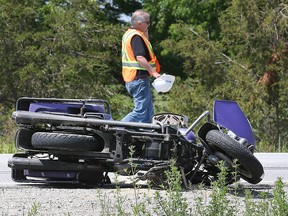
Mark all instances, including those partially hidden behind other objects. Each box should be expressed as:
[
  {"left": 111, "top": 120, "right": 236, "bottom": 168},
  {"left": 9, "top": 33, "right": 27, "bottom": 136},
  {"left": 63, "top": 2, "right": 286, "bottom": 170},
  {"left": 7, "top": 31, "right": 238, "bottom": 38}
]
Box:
[
  {"left": 95, "top": 162, "right": 288, "bottom": 216},
  {"left": 0, "top": 114, "right": 17, "bottom": 154},
  {"left": 0, "top": 136, "right": 16, "bottom": 154},
  {"left": 27, "top": 202, "right": 39, "bottom": 216}
]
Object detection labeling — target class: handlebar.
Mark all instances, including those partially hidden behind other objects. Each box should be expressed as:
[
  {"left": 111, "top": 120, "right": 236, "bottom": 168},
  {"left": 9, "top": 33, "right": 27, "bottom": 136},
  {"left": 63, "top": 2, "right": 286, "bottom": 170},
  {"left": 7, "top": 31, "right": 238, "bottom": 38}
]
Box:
[{"left": 183, "top": 111, "right": 210, "bottom": 135}]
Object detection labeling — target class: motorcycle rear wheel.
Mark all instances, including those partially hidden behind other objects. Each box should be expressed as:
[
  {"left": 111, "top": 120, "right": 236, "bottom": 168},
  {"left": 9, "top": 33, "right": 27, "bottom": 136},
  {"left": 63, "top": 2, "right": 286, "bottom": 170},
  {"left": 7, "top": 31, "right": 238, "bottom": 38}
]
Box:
[
  {"left": 31, "top": 132, "right": 104, "bottom": 151},
  {"left": 206, "top": 130, "right": 264, "bottom": 184}
]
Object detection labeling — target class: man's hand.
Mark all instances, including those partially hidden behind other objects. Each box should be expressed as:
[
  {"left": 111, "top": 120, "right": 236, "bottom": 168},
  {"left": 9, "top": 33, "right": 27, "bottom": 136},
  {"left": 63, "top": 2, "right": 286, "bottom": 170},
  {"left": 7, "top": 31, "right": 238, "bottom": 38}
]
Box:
[
  {"left": 136, "top": 56, "right": 160, "bottom": 78},
  {"left": 151, "top": 71, "right": 160, "bottom": 78}
]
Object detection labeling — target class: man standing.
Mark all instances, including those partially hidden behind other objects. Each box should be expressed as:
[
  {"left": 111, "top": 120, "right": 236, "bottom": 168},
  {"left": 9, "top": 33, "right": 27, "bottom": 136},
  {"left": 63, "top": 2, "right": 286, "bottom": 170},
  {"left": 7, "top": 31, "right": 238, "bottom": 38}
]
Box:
[{"left": 121, "top": 9, "right": 160, "bottom": 123}]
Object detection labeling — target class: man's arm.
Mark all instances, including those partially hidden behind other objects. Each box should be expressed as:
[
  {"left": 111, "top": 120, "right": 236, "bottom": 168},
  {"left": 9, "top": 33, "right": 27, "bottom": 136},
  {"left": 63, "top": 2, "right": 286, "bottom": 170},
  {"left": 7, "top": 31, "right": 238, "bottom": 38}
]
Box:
[{"left": 136, "top": 56, "right": 160, "bottom": 78}]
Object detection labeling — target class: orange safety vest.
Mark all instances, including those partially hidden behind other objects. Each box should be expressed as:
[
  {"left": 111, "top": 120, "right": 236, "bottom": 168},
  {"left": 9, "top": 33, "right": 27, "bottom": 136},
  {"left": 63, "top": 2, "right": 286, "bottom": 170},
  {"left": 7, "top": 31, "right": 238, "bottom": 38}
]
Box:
[{"left": 122, "top": 29, "right": 160, "bottom": 82}]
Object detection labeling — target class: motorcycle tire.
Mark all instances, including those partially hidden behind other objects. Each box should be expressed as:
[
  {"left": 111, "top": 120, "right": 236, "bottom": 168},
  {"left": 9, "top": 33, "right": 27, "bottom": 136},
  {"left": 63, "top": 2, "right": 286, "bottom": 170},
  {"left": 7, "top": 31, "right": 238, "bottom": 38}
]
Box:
[
  {"left": 15, "top": 128, "right": 35, "bottom": 149},
  {"left": 31, "top": 132, "right": 104, "bottom": 151},
  {"left": 206, "top": 130, "right": 264, "bottom": 184}
]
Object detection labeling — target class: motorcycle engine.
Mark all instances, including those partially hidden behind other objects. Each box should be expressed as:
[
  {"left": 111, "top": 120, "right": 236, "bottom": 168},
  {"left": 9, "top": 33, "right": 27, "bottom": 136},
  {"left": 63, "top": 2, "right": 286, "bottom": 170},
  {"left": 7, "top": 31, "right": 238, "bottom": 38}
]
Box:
[{"left": 145, "top": 141, "right": 170, "bottom": 160}]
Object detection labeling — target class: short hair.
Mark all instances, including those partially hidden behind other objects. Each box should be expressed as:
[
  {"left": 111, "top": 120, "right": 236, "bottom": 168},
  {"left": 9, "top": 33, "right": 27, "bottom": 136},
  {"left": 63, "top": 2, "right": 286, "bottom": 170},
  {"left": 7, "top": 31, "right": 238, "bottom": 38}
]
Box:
[{"left": 131, "top": 9, "right": 150, "bottom": 27}]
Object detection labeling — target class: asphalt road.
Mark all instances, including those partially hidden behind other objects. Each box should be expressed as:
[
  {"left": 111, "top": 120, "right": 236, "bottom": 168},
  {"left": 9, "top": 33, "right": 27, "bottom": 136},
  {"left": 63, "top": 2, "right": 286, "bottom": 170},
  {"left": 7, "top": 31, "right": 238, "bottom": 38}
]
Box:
[{"left": 0, "top": 153, "right": 288, "bottom": 186}]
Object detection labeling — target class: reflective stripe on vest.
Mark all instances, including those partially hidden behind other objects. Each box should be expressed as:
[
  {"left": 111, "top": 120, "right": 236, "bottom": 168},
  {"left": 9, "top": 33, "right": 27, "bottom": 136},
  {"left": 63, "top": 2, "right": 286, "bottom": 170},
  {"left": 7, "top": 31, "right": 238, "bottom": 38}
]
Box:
[{"left": 122, "top": 61, "right": 157, "bottom": 69}]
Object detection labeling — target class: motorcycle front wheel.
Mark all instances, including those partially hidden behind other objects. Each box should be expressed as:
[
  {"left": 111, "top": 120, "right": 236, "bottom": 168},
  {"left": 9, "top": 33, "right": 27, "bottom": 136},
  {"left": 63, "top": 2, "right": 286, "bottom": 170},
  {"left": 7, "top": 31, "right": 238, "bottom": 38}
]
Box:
[{"left": 206, "top": 130, "right": 264, "bottom": 184}]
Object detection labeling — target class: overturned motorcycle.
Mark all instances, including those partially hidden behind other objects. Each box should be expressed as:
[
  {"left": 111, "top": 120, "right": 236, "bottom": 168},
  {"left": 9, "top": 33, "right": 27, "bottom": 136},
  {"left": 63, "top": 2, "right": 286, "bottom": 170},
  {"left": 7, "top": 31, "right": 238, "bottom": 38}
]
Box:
[{"left": 8, "top": 97, "right": 264, "bottom": 187}]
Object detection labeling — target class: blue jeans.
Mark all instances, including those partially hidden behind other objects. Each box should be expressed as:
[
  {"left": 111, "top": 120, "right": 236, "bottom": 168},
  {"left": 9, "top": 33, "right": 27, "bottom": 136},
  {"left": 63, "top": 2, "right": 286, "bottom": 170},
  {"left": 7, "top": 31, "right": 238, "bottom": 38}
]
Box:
[{"left": 121, "top": 77, "right": 154, "bottom": 123}]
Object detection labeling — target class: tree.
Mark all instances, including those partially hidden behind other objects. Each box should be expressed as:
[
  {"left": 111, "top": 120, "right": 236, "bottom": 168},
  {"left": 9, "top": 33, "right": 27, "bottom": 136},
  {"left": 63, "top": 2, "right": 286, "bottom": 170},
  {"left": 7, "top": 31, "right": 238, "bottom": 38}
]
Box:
[
  {"left": 142, "top": 0, "right": 229, "bottom": 77},
  {"left": 219, "top": 0, "right": 288, "bottom": 150},
  {"left": 99, "top": 0, "right": 142, "bottom": 23},
  {"left": 0, "top": 0, "right": 125, "bottom": 105},
  {"left": 1, "top": 0, "right": 288, "bottom": 151},
  {"left": 158, "top": 0, "right": 288, "bottom": 150},
  {"left": 0, "top": 0, "right": 128, "bottom": 135}
]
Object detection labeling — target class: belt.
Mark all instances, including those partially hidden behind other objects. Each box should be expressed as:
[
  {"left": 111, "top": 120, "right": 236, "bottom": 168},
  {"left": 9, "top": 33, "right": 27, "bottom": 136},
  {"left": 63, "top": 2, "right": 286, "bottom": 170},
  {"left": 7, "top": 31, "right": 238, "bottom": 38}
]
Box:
[{"left": 134, "top": 74, "right": 149, "bottom": 80}]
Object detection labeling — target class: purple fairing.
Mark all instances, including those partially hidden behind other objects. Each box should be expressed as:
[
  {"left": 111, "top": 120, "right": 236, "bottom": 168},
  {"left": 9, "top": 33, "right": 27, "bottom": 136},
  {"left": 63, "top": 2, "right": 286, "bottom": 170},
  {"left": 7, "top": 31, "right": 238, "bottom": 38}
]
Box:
[
  {"left": 178, "top": 128, "right": 196, "bottom": 143},
  {"left": 213, "top": 100, "right": 255, "bottom": 145},
  {"left": 29, "top": 102, "right": 105, "bottom": 114}
]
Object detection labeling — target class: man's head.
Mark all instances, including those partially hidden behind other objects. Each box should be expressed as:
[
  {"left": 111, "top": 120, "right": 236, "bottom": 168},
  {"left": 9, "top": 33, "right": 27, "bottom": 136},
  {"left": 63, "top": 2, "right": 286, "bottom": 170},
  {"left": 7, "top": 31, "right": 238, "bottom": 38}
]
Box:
[{"left": 131, "top": 9, "right": 150, "bottom": 32}]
